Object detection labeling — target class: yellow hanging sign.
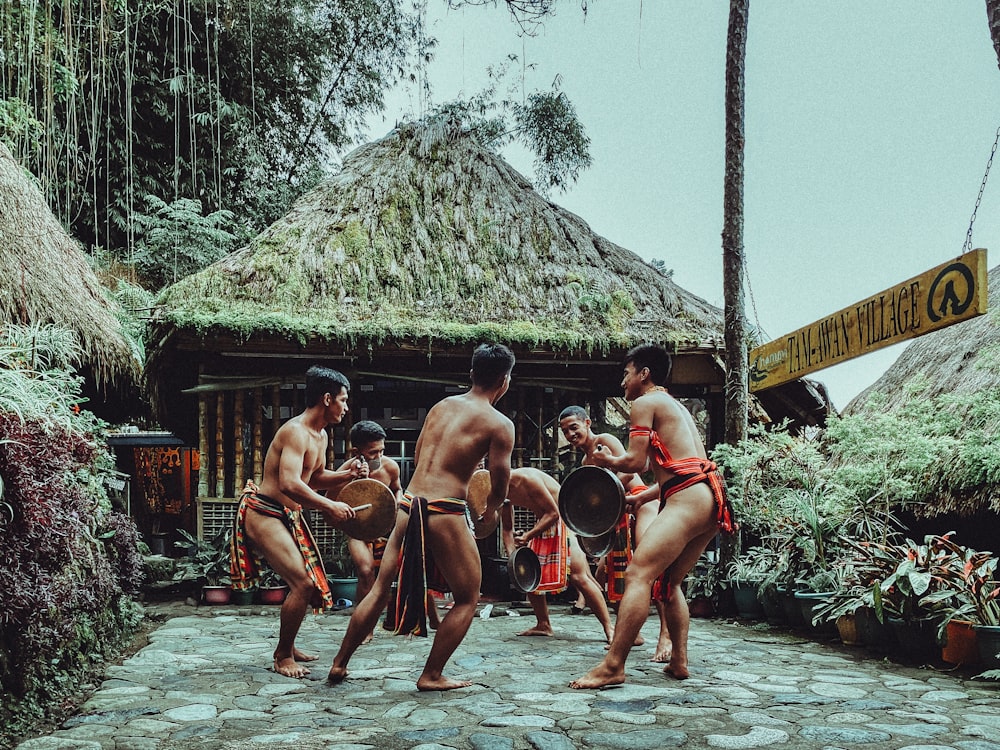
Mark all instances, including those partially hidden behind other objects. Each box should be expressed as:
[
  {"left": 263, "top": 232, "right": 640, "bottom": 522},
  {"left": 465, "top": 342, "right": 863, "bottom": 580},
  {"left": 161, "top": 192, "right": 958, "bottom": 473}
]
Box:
[{"left": 749, "top": 248, "right": 988, "bottom": 392}]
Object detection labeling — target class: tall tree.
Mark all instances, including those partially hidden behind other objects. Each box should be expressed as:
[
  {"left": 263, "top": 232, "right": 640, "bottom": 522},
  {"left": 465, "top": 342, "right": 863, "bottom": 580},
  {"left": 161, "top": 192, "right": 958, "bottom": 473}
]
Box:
[
  {"left": 988, "top": 0, "right": 1000, "bottom": 70},
  {"left": 723, "top": 0, "right": 749, "bottom": 445}
]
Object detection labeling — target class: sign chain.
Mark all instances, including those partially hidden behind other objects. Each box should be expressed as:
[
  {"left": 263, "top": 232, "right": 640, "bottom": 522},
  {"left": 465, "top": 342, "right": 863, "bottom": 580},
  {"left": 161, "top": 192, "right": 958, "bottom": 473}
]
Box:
[{"left": 964, "top": 124, "right": 1000, "bottom": 254}]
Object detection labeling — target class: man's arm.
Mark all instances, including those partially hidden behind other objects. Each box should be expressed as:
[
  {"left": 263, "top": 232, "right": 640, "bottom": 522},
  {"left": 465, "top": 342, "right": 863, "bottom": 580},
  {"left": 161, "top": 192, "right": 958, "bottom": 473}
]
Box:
[
  {"left": 275, "top": 438, "right": 356, "bottom": 523},
  {"left": 589, "top": 398, "right": 655, "bottom": 474},
  {"left": 515, "top": 501, "right": 559, "bottom": 546},
  {"left": 484, "top": 420, "right": 515, "bottom": 513},
  {"left": 310, "top": 458, "right": 368, "bottom": 497}
]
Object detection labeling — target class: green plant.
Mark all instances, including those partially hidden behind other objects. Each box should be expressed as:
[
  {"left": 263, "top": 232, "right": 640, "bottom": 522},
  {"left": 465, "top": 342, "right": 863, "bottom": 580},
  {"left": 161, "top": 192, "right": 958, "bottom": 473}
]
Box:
[
  {"left": 685, "top": 556, "right": 725, "bottom": 602},
  {"left": 327, "top": 530, "right": 357, "bottom": 579},
  {"left": 173, "top": 528, "right": 232, "bottom": 587},
  {"left": 725, "top": 545, "right": 774, "bottom": 583}
]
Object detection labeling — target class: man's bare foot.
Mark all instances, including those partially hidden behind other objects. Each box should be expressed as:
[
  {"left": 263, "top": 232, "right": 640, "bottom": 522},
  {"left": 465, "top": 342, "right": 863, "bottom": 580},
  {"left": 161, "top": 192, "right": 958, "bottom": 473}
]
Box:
[
  {"left": 273, "top": 657, "right": 309, "bottom": 678},
  {"left": 651, "top": 634, "right": 673, "bottom": 663},
  {"left": 633, "top": 633, "right": 645, "bottom": 647},
  {"left": 569, "top": 663, "right": 626, "bottom": 689},
  {"left": 416, "top": 675, "right": 472, "bottom": 691},
  {"left": 361, "top": 632, "right": 374, "bottom": 644},
  {"left": 293, "top": 647, "right": 318, "bottom": 662},
  {"left": 663, "top": 662, "right": 689, "bottom": 679},
  {"left": 326, "top": 666, "right": 348, "bottom": 684},
  {"left": 517, "top": 625, "right": 554, "bottom": 637}
]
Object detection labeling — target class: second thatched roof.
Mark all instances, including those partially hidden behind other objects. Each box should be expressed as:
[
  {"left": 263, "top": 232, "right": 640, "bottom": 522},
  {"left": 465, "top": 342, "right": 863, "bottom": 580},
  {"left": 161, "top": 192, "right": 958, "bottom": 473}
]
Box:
[
  {"left": 151, "top": 118, "right": 723, "bottom": 356},
  {"left": 0, "top": 143, "right": 138, "bottom": 386}
]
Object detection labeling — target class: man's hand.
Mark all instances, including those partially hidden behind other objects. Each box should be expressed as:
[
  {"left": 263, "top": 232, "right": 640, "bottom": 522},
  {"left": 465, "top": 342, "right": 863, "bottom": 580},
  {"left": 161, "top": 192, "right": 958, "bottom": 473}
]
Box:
[
  {"left": 349, "top": 458, "right": 369, "bottom": 480},
  {"left": 589, "top": 444, "right": 612, "bottom": 468},
  {"left": 513, "top": 532, "right": 528, "bottom": 548},
  {"left": 323, "top": 501, "right": 357, "bottom": 526}
]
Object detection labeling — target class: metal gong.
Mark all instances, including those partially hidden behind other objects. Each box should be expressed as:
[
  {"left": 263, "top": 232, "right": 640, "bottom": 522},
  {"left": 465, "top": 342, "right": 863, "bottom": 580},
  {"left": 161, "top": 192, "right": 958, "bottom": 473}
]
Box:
[
  {"left": 577, "top": 528, "right": 614, "bottom": 558},
  {"left": 467, "top": 469, "right": 500, "bottom": 539},
  {"left": 507, "top": 546, "right": 542, "bottom": 594},
  {"left": 337, "top": 479, "right": 396, "bottom": 541},
  {"left": 558, "top": 465, "right": 625, "bottom": 538}
]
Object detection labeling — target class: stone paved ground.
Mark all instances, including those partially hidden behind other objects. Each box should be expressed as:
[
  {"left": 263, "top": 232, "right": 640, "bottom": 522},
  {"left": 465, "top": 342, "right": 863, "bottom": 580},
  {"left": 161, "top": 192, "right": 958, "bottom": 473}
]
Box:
[{"left": 13, "top": 601, "right": 1000, "bottom": 750}]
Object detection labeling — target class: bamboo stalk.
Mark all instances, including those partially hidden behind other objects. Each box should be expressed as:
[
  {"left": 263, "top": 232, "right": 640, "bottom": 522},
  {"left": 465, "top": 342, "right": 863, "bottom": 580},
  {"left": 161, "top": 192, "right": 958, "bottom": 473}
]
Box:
[
  {"left": 198, "top": 393, "right": 208, "bottom": 498},
  {"left": 253, "top": 387, "right": 263, "bottom": 481},
  {"left": 234, "top": 389, "right": 245, "bottom": 493},
  {"left": 215, "top": 391, "right": 225, "bottom": 498}
]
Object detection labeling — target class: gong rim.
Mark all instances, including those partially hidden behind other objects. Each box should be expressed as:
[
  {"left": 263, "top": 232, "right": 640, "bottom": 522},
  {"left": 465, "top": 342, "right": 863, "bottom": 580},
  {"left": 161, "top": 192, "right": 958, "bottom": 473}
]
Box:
[
  {"left": 558, "top": 465, "right": 625, "bottom": 538},
  {"left": 507, "top": 546, "right": 541, "bottom": 593},
  {"left": 337, "top": 478, "right": 396, "bottom": 541},
  {"left": 577, "top": 528, "right": 614, "bottom": 558}
]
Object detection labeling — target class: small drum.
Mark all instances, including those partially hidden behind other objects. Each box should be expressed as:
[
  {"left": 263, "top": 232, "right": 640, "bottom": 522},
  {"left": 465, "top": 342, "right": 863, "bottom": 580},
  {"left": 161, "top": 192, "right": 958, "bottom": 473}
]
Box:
[
  {"left": 337, "top": 479, "right": 396, "bottom": 541},
  {"left": 558, "top": 465, "right": 625, "bottom": 538},
  {"left": 577, "top": 528, "right": 614, "bottom": 558},
  {"left": 507, "top": 546, "right": 541, "bottom": 594},
  {"left": 467, "top": 469, "right": 500, "bottom": 539}
]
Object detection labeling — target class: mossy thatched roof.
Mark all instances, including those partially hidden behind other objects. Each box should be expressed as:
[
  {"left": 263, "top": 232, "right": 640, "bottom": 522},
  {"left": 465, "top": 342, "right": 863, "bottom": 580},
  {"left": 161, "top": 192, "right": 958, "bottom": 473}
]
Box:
[
  {"left": 151, "top": 118, "right": 723, "bottom": 356},
  {"left": 0, "top": 143, "right": 139, "bottom": 387},
  {"left": 844, "top": 264, "right": 1000, "bottom": 517}
]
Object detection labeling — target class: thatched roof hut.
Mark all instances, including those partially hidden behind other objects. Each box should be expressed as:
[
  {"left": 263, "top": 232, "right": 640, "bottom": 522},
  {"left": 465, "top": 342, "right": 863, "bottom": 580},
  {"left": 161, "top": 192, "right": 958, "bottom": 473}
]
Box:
[
  {"left": 148, "top": 119, "right": 833, "bottom": 516},
  {"left": 150, "top": 118, "right": 723, "bottom": 375},
  {"left": 0, "top": 142, "right": 138, "bottom": 388},
  {"left": 844, "top": 264, "right": 1000, "bottom": 521}
]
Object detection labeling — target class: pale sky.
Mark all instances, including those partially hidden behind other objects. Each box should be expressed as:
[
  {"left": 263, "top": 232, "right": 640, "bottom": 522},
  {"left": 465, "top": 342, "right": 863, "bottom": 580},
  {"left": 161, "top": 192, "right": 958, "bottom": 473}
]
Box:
[{"left": 365, "top": 1, "right": 1000, "bottom": 411}]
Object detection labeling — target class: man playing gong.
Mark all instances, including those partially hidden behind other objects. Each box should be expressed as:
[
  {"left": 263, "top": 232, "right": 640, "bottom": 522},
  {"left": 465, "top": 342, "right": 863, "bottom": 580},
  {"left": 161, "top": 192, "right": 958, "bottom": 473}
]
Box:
[
  {"left": 336, "top": 420, "right": 404, "bottom": 642},
  {"left": 558, "top": 405, "right": 669, "bottom": 659},
  {"left": 328, "top": 343, "right": 515, "bottom": 691},
  {"left": 230, "top": 366, "right": 367, "bottom": 678},
  {"left": 500, "top": 466, "right": 614, "bottom": 642},
  {"left": 571, "top": 344, "right": 735, "bottom": 688}
]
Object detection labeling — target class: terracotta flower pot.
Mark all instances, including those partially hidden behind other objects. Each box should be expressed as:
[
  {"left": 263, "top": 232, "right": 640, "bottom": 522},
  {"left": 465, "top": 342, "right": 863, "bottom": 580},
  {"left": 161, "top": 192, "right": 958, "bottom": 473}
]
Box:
[
  {"left": 942, "top": 619, "right": 980, "bottom": 666},
  {"left": 260, "top": 585, "right": 289, "bottom": 605},
  {"left": 836, "top": 613, "right": 861, "bottom": 646},
  {"left": 202, "top": 585, "right": 232, "bottom": 604}
]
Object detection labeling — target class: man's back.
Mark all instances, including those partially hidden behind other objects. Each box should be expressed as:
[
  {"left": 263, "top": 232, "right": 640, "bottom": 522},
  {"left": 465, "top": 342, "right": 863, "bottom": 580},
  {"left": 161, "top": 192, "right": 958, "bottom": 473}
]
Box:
[
  {"left": 508, "top": 467, "right": 559, "bottom": 514},
  {"left": 408, "top": 391, "right": 513, "bottom": 500}
]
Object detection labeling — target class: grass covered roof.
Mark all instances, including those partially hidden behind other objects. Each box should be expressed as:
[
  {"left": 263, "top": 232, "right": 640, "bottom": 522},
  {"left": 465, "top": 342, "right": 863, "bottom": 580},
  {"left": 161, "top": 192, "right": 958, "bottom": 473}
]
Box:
[
  {"left": 0, "top": 143, "right": 138, "bottom": 387},
  {"left": 843, "top": 264, "right": 1000, "bottom": 517},
  {"left": 151, "top": 118, "right": 723, "bottom": 355}
]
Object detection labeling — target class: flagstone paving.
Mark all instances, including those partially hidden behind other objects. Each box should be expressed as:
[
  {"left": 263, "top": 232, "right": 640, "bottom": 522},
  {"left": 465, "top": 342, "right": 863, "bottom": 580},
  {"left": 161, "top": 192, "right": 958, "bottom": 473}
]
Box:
[{"left": 14, "top": 601, "right": 1000, "bottom": 749}]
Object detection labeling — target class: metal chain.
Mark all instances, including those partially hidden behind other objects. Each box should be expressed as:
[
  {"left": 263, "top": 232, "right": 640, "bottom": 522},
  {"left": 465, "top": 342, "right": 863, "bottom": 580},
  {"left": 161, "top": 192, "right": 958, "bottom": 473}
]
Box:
[{"left": 964, "top": 125, "right": 1000, "bottom": 253}]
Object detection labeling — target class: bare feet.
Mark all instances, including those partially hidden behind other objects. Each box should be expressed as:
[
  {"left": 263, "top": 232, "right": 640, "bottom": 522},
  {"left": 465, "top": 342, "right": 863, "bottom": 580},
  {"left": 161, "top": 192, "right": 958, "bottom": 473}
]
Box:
[
  {"left": 326, "top": 666, "right": 348, "bottom": 684},
  {"left": 273, "top": 657, "right": 309, "bottom": 678},
  {"left": 650, "top": 634, "right": 673, "bottom": 663},
  {"left": 416, "top": 675, "right": 472, "bottom": 691},
  {"left": 293, "top": 647, "right": 318, "bottom": 662},
  {"left": 569, "top": 663, "right": 626, "bottom": 689},
  {"left": 361, "top": 632, "right": 374, "bottom": 644},
  {"left": 517, "top": 625, "right": 554, "bottom": 637},
  {"left": 633, "top": 633, "right": 645, "bottom": 647},
  {"left": 663, "top": 661, "right": 689, "bottom": 679}
]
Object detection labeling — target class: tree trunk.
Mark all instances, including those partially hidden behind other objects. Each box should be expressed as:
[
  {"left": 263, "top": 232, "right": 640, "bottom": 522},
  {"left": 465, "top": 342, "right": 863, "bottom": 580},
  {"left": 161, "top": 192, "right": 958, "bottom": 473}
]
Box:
[
  {"left": 987, "top": 0, "right": 1000, "bottom": 71},
  {"left": 723, "top": 0, "right": 750, "bottom": 446}
]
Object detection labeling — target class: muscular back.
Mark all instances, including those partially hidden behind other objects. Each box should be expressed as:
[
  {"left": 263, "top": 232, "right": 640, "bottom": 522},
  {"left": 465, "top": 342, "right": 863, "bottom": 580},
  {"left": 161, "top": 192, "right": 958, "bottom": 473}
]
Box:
[
  {"left": 408, "top": 392, "right": 514, "bottom": 501},
  {"left": 643, "top": 392, "right": 708, "bottom": 486}
]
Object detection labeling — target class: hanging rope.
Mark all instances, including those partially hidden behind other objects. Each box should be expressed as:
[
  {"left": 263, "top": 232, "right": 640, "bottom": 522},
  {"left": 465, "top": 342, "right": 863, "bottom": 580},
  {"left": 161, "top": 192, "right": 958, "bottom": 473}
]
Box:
[{"left": 963, "top": 124, "right": 1000, "bottom": 254}]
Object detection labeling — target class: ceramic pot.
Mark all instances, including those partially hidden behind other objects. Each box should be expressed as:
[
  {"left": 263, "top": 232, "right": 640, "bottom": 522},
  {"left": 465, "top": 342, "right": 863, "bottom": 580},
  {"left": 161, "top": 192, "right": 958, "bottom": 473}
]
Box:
[
  {"left": 836, "top": 613, "right": 861, "bottom": 646},
  {"left": 687, "top": 595, "right": 715, "bottom": 618},
  {"left": 731, "top": 579, "right": 765, "bottom": 620},
  {"left": 329, "top": 577, "right": 359, "bottom": 604},
  {"left": 260, "top": 585, "right": 289, "bottom": 605},
  {"left": 230, "top": 587, "right": 256, "bottom": 606},
  {"left": 888, "top": 617, "right": 940, "bottom": 663},
  {"left": 942, "top": 619, "right": 979, "bottom": 666},
  {"left": 777, "top": 587, "right": 805, "bottom": 627},
  {"left": 202, "top": 585, "right": 232, "bottom": 605},
  {"left": 794, "top": 591, "right": 836, "bottom": 635},
  {"left": 973, "top": 623, "right": 1000, "bottom": 669}
]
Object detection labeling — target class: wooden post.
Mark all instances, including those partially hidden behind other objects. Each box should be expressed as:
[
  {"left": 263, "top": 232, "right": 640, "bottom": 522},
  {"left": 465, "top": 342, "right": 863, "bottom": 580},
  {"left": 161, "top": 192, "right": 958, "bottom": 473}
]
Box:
[
  {"left": 198, "top": 393, "right": 209, "bottom": 498},
  {"left": 253, "top": 387, "right": 264, "bottom": 482},
  {"left": 536, "top": 394, "right": 544, "bottom": 459},
  {"left": 233, "top": 389, "right": 245, "bottom": 494},
  {"left": 215, "top": 392, "right": 225, "bottom": 498},
  {"left": 271, "top": 384, "right": 281, "bottom": 437},
  {"left": 516, "top": 387, "right": 526, "bottom": 468}
]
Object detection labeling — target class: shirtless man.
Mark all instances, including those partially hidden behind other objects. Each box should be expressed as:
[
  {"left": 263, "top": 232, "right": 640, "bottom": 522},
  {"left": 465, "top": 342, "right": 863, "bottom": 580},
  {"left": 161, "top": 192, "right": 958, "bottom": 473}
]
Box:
[
  {"left": 570, "top": 344, "right": 735, "bottom": 688},
  {"left": 336, "top": 420, "right": 403, "bottom": 643},
  {"left": 328, "top": 343, "right": 515, "bottom": 691},
  {"left": 500, "top": 466, "right": 614, "bottom": 642},
  {"left": 230, "top": 366, "right": 368, "bottom": 678},
  {"left": 559, "top": 405, "right": 667, "bottom": 658}
]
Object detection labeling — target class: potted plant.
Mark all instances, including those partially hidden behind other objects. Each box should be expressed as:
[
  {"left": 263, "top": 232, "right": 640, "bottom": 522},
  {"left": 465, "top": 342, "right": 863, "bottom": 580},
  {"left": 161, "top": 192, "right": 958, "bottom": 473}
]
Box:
[
  {"left": 258, "top": 566, "right": 289, "bottom": 604},
  {"left": 327, "top": 530, "right": 359, "bottom": 604},
  {"left": 173, "top": 528, "right": 232, "bottom": 604},
  {"left": 684, "top": 556, "right": 723, "bottom": 618},
  {"left": 726, "top": 546, "right": 773, "bottom": 620}
]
